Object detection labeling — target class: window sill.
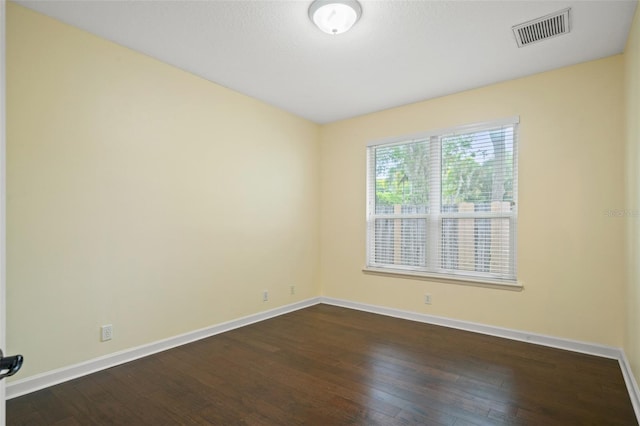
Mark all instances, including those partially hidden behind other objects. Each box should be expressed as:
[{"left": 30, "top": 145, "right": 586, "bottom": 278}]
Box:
[{"left": 362, "top": 267, "right": 524, "bottom": 291}]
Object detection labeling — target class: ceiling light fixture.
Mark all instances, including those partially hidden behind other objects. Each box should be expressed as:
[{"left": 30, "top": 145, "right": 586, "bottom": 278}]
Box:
[{"left": 309, "top": 0, "right": 362, "bottom": 35}]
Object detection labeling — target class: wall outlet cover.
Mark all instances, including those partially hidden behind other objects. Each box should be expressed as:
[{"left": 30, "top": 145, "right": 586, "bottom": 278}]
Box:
[{"left": 101, "top": 324, "right": 113, "bottom": 342}]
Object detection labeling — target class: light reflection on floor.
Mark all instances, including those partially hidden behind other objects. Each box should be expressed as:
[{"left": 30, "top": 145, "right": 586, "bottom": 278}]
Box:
[{"left": 360, "top": 339, "right": 517, "bottom": 423}]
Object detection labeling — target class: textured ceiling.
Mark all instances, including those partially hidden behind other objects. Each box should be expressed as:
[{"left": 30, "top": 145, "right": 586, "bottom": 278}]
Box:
[{"left": 17, "top": 0, "right": 638, "bottom": 124}]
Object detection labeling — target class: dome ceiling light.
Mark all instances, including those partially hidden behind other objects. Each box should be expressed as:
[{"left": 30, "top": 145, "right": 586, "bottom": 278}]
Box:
[{"left": 309, "top": 0, "right": 362, "bottom": 35}]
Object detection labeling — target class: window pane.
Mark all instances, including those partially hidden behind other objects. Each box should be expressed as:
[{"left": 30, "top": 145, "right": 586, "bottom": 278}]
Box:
[
  {"left": 374, "top": 218, "right": 427, "bottom": 267},
  {"left": 375, "top": 140, "right": 430, "bottom": 211},
  {"left": 441, "top": 216, "right": 511, "bottom": 275},
  {"left": 441, "top": 128, "right": 514, "bottom": 210}
]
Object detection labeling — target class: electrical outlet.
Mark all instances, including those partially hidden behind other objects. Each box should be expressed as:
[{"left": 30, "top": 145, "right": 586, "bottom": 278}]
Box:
[
  {"left": 424, "top": 294, "right": 432, "bottom": 305},
  {"left": 263, "top": 290, "right": 269, "bottom": 302},
  {"left": 290, "top": 285, "right": 295, "bottom": 295},
  {"left": 101, "top": 324, "right": 113, "bottom": 342}
]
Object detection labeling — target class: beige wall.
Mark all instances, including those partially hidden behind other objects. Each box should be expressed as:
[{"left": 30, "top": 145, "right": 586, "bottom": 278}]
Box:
[
  {"left": 320, "top": 56, "right": 627, "bottom": 347},
  {"left": 6, "top": 3, "right": 320, "bottom": 379},
  {"left": 625, "top": 5, "right": 640, "bottom": 386}
]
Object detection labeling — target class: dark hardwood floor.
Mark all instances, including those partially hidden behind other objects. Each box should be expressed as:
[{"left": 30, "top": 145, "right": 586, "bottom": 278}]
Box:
[{"left": 7, "top": 304, "right": 638, "bottom": 425}]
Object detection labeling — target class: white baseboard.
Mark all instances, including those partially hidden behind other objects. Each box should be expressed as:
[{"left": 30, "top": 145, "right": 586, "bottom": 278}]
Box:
[
  {"left": 319, "top": 297, "right": 620, "bottom": 357},
  {"left": 620, "top": 351, "right": 640, "bottom": 421},
  {"left": 320, "top": 296, "right": 640, "bottom": 421},
  {"left": 6, "top": 297, "right": 321, "bottom": 399}
]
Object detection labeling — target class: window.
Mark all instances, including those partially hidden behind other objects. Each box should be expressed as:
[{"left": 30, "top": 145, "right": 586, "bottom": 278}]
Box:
[{"left": 366, "top": 117, "right": 519, "bottom": 286}]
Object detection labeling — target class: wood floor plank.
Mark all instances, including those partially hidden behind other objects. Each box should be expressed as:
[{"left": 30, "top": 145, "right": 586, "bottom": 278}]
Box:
[{"left": 7, "top": 304, "right": 638, "bottom": 425}]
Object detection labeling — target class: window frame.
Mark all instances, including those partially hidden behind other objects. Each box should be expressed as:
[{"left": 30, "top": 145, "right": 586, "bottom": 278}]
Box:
[{"left": 365, "top": 117, "right": 521, "bottom": 288}]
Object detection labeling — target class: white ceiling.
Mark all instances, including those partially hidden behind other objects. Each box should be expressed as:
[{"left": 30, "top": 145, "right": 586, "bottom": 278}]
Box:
[{"left": 17, "top": 0, "right": 638, "bottom": 124}]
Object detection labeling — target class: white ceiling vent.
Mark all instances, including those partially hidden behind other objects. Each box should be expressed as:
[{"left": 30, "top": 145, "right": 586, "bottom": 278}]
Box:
[{"left": 512, "top": 8, "right": 571, "bottom": 48}]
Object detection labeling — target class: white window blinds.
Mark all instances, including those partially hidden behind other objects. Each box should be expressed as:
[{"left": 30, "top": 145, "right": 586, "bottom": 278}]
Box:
[{"left": 366, "top": 117, "right": 519, "bottom": 285}]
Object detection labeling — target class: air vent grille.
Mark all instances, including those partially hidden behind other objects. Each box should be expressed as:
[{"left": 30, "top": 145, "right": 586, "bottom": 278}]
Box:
[{"left": 512, "top": 8, "right": 571, "bottom": 48}]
